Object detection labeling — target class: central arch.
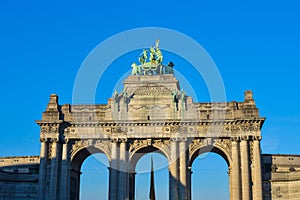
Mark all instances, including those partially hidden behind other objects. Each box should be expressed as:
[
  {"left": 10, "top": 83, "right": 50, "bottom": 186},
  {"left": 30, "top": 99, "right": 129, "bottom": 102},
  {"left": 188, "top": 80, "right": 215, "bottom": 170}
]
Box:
[{"left": 129, "top": 145, "right": 170, "bottom": 200}]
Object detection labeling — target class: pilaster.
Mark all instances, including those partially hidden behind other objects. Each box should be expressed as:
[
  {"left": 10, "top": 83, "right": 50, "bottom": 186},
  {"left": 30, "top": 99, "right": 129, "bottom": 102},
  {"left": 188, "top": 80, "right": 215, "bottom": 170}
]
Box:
[
  {"left": 109, "top": 139, "right": 119, "bottom": 200},
  {"left": 48, "top": 139, "right": 61, "bottom": 199},
  {"left": 252, "top": 136, "right": 263, "bottom": 200},
  {"left": 59, "top": 139, "right": 70, "bottom": 200},
  {"left": 179, "top": 138, "right": 188, "bottom": 200},
  {"left": 241, "top": 136, "right": 251, "bottom": 200},
  {"left": 169, "top": 138, "right": 179, "bottom": 200},
  {"left": 38, "top": 139, "right": 48, "bottom": 200},
  {"left": 231, "top": 137, "right": 242, "bottom": 200},
  {"left": 118, "top": 139, "right": 129, "bottom": 200}
]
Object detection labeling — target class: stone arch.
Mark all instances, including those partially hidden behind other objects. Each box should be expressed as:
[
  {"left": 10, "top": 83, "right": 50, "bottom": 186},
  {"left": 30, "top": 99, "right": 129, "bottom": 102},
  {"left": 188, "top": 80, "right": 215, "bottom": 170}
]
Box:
[
  {"left": 70, "top": 140, "right": 111, "bottom": 171},
  {"left": 69, "top": 142, "right": 111, "bottom": 200},
  {"left": 189, "top": 143, "right": 231, "bottom": 200},
  {"left": 128, "top": 141, "right": 170, "bottom": 200},
  {"left": 129, "top": 140, "right": 171, "bottom": 171},
  {"left": 189, "top": 142, "right": 232, "bottom": 168}
]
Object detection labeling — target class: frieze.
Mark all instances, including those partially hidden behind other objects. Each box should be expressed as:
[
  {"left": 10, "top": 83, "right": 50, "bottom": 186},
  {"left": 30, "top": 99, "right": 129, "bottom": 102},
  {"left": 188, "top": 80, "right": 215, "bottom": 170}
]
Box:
[
  {"left": 134, "top": 85, "right": 172, "bottom": 96},
  {"left": 230, "top": 125, "right": 240, "bottom": 133},
  {"left": 111, "top": 126, "right": 122, "bottom": 133},
  {"left": 170, "top": 125, "right": 179, "bottom": 133},
  {"left": 70, "top": 105, "right": 110, "bottom": 112},
  {"left": 40, "top": 125, "right": 59, "bottom": 134},
  {"left": 240, "top": 123, "right": 260, "bottom": 132},
  {"left": 129, "top": 104, "right": 171, "bottom": 110}
]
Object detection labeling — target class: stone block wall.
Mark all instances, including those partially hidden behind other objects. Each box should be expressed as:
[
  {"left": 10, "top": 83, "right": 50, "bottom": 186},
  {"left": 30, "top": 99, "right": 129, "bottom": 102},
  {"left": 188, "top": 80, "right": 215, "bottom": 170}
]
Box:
[
  {"left": 262, "top": 154, "right": 300, "bottom": 200},
  {"left": 0, "top": 156, "right": 39, "bottom": 200}
]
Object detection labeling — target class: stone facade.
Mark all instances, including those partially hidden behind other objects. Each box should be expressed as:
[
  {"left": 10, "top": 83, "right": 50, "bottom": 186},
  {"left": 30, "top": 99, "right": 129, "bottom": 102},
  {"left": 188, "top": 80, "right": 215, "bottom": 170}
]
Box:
[
  {"left": 0, "top": 156, "right": 39, "bottom": 200},
  {"left": 262, "top": 154, "right": 300, "bottom": 199},
  {"left": 0, "top": 73, "right": 299, "bottom": 200}
]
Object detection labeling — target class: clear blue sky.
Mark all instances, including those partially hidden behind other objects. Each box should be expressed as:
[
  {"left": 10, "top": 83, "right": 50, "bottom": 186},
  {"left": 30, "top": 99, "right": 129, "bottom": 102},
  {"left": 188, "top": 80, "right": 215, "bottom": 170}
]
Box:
[{"left": 1, "top": 0, "right": 300, "bottom": 199}]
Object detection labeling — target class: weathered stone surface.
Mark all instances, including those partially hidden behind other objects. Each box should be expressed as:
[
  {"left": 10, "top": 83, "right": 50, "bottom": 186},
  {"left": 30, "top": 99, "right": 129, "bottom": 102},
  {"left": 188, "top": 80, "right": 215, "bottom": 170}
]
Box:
[
  {"left": 262, "top": 154, "right": 300, "bottom": 200},
  {"left": 0, "top": 156, "right": 39, "bottom": 199}
]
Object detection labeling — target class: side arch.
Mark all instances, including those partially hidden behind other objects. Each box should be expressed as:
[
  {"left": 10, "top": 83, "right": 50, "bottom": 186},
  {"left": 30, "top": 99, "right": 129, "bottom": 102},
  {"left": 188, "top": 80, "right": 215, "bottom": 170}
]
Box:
[
  {"left": 189, "top": 142, "right": 232, "bottom": 168},
  {"left": 71, "top": 143, "right": 111, "bottom": 171}
]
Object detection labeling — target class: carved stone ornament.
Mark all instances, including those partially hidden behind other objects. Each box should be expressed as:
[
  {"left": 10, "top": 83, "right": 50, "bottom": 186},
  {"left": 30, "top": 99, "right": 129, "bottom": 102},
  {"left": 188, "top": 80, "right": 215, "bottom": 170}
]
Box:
[
  {"left": 241, "top": 123, "right": 260, "bottom": 132},
  {"left": 41, "top": 125, "right": 59, "bottom": 134},
  {"left": 230, "top": 125, "right": 240, "bottom": 133},
  {"left": 153, "top": 139, "right": 170, "bottom": 152},
  {"left": 129, "top": 139, "right": 149, "bottom": 152},
  {"left": 71, "top": 139, "right": 93, "bottom": 155},
  {"left": 189, "top": 139, "right": 206, "bottom": 155},
  {"left": 214, "top": 139, "right": 232, "bottom": 157},
  {"left": 95, "top": 140, "right": 111, "bottom": 157}
]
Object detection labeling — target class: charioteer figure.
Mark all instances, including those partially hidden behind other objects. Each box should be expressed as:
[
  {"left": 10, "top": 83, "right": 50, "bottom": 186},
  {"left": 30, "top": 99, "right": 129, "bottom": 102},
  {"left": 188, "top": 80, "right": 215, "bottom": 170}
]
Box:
[{"left": 130, "top": 40, "right": 175, "bottom": 76}]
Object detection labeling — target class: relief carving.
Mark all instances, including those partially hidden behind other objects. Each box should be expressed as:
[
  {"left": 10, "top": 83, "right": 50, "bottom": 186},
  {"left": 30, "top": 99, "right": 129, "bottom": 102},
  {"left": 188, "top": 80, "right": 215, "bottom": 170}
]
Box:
[
  {"left": 214, "top": 139, "right": 232, "bottom": 157},
  {"left": 129, "top": 140, "right": 148, "bottom": 153},
  {"left": 95, "top": 140, "right": 111, "bottom": 156},
  {"left": 189, "top": 139, "right": 206, "bottom": 155},
  {"left": 241, "top": 123, "right": 260, "bottom": 132},
  {"left": 41, "top": 125, "right": 59, "bottom": 134},
  {"left": 153, "top": 139, "right": 170, "bottom": 152},
  {"left": 70, "top": 139, "right": 93, "bottom": 156}
]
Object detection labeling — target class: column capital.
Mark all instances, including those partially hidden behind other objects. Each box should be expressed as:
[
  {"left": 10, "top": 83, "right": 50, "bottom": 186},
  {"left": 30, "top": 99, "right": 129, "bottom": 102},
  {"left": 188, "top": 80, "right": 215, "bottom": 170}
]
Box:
[
  {"left": 40, "top": 138, "right": 48, "bottom": 143},
  {"left": 120, "top": 138, "right": 128, "bottom": 143},
  {"left": 111, "top": 138, "right": 119, "bottom": 143},
  {"left": 170, "top": 137, "right": 180, "bottom": 142},
  {"left": 50, "top": 138, "right": 59, "bottom": 143},
  {"left": 252, "top": 136, "right": 262, "bottom": 141},
  {"left": 241, "top": 136, "right": 249, "bottom": 141},
  {"left": 178, "top": 137, "right": 187, "bottom": 142},
  {"left": 230, "top": 136, "right": 240, "bottom": 142},
  {"left": 63, "top": 138, "right": 69, "bottom": 143}
]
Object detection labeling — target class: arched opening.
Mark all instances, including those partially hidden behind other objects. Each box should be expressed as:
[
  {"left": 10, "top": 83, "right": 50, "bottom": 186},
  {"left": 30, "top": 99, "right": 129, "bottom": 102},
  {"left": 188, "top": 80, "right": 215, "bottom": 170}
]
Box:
[
  {"left": 70, "top": 146, "right": 110, "bottom": 200},
  {"left": 80, "top": 153, "right": 109, "bottom": 200},
  {"left": 130, "top": 146, "right": 169, "bottom": 200},
  {"left": 190, "top": 146, "right": 230, "bottom": 200}
]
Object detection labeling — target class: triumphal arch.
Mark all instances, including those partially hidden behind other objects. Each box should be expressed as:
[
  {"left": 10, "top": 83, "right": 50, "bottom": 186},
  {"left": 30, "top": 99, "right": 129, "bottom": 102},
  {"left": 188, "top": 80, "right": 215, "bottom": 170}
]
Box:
[
  {"left": 1, "top": 42, "right": 300, "bottom": 200},
  {"left": 36, "top": 43, "right": 265, "bottom": 200}
]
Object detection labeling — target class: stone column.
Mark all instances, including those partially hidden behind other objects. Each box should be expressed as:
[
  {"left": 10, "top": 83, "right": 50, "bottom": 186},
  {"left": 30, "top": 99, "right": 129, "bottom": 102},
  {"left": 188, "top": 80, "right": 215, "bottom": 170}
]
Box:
[
  {"left": 241, "top": 137, "right": 251, "bottom": 200},
  {"left": 109, "top": 140, "right": 119, "bottom": 200},
  {"left": 179, "top": 139, "right": 187, "bottom": 199},
  {"left": 228, "top": 167, "right": 232, "bottom": 200},
  {"left": 60, "top": 140, "right": 70, "bottom": 200},
  {"left": 231, "top": 137, "right": 241, "bottom": 200},
  {"left": 38, "top": 139, "right": 48, "bottom": 200},
  {"left": 49, "top": 139, "right": 60, "bottom": 199},
  {"left": 129, "top": 172, "right": 136, "bottom": 200},
  {"left": 169, "top": 139, "right": 179, "bottom": 200},
  {"left": 252, "top": 136, "right": 263, "bottom": 200},
  {"left": 118, "top": 140, "right": 128, "bottom": 200},
  {"left": 187, "top": 166, "right": 192, "bottom": 200}
]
